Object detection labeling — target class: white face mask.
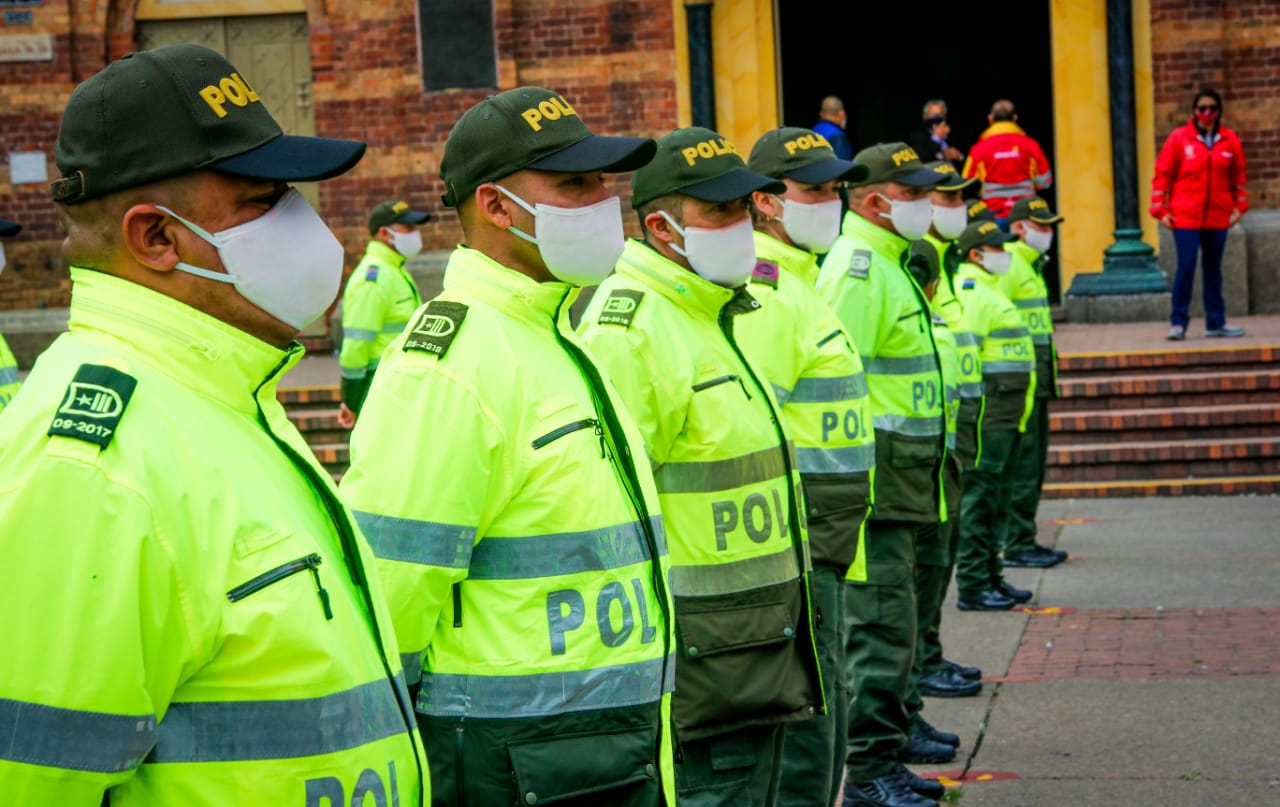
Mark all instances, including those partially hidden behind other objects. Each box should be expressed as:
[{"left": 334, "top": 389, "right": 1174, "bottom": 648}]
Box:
[
  {"left": 1019, "top": 225, "right": 1054, "bottom": 255},
  {"left": 876, "top": 193, "right": 934, "bottom": 240},
  {"left": 979, "top": 248, "right": 1012, "bottom": 275},
  {"left": 158, "top": 188, "right": 344, "bottom": 330},
  {"left": 773, "top": 195, "right": 842, "bottom": 253},
  {"left": 932, "top": 204, "right": 968, "bottom": 241},
  {"left": 390, "top": 228, "right": 423, "bottom": 258},
  {"left": 494, "top": 184, "right": 624, "bottom": 287},
  {"left": 659, "top": 213, "right": 756, "bottom": 288}
]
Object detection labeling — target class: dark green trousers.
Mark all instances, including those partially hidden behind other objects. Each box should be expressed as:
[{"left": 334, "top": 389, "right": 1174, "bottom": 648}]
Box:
[
  {"left": 778, "top": 564, "right": 847, "bottom": 807},
  {"left": 904, "top": 519, "right": 957, "bottom": 720},
  {"left": 843, "top": 520, "right": 918, "bottom": 782},
  {"left": 676, "top": 723, "right": 786, "bottom": 807},
  {"left": 957, "top": 429, "right": 1020, "bottom": 596},
  {"left": 1002, "top": 398, "right": 1051, "bottom": 555}
]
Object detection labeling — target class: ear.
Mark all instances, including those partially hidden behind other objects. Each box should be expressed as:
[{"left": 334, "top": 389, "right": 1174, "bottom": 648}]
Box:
[
  {"left": 968, "top": 247, "right": 984, "bottom": 264},
  {"left": 121, "top": 205, "right": 182, "bottom": 273},
  {"left": 752, "top": 190, "right": 783, "bottom": 220},
  {"left": 643, "top": 210, "right": 679, "bottom": 244},
  {"left": 473, "top": 184, "right": 517, "bottom": 230}
]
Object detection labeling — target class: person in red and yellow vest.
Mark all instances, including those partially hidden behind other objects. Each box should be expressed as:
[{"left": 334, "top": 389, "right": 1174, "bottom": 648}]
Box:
[{"left": 963, "top": 99, "right": 1053, "bottom": 226}]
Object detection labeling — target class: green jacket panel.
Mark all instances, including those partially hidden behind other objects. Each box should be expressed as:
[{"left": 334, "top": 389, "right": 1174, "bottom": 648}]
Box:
[
  {"left": 0, "top": 270, "right": 425, "bottom": 806},
  {"left": 1002, "top": 240, "right": 1058, "bottom": 399},
  {"left": 956, "top": 263, "right": 1035, "bottom": 432}
]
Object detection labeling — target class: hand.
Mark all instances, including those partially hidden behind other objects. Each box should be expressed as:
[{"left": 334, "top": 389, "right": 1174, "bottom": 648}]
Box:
[
  {"left": 337, "top": 403, "right": 356, "bottom": 429},
  {"left": 942, "top": 146, "right": 964, "bottom": 162},
  {"left": 1160, "top": 214, "right": 1174, "bottom": 229},
  {"left": 1229, "top": 209, "right": 1242, "bottom": 227}
]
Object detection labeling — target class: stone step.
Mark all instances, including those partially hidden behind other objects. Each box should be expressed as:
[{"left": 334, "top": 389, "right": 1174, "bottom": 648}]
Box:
[
  {"left": 286, "top": 408, "right": 347, "bottom": 445},
  {"left": 1043, "top": 475, "right": 1280, "bottom": 499},
  {"left": 1046, "top": 436, "right": 1280, "bottom": 483},
  {"left": 1049, "top": 402, "right": 1280, "bottom": 444},
  {"left": 1056, "top": 345, "right": 1280, "bottom": 380},
  {"left": 278, "top": 385, "right": 341, "bottom": 411},
  {"left": 311, "top": 442, "right": 350, "bottom": 473},
  {"left": 1051, "top": 368, "right": 1280, "bottom": 412}
]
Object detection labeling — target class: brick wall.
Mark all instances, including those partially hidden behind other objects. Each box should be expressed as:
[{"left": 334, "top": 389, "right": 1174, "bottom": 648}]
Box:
[
  {"left": 1150, "top": 0, "right": 1280, "bottom": 206},
  {"left": 0, "top": 0, "right": 678, "bottom": 311}
]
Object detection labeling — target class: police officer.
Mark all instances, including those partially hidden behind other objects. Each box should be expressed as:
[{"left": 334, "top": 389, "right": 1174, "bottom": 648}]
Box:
[
  {"left": 1000, "top": 195, "right": 1069, "bottom": 569},
  {"left": 744, "top": 127, "right": 875, "bottom": 807},
  {"left": 578, "top": 126, "right": 823, "bottom": 807},
  {"left": 0, "top": 218, "right": 23, "bottom": 412},
  {"left": 818, "top": 142, "right": 951, "bottom": 807},
  {"left": 0, "top": 45, "right": 426, "bottom": 804},
  {"left": 339, "top": 87, "right": 677, "bottom": 806},
  {"left": 337, "top": 199, "right": 431, "bottom": 427},
  {"left": 952, "top": 221, "right": 1036, "bottom": 612}
]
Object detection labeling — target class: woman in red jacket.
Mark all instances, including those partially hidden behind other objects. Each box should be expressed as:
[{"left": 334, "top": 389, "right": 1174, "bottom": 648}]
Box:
[{"left": 1150, "top": 88, "right": 1248, "bottom": 340}]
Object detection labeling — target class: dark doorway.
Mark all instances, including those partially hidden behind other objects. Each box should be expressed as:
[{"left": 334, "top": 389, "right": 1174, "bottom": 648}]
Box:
[{"left": 777, "top": 1, "right": 1061, "bottom": 301}]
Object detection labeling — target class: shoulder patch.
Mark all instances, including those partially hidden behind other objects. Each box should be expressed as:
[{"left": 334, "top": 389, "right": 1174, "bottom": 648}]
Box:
[
  {"left": 48, "top": 364, "right": 137, "bottom": 448},
  {"left": 932, "top": 313, "right": 947, "bottom": 326},
  {"left": 598, "top": 289, "right": 644, "bottom": 328},
  {"left": 404, "top": 300, "right": 468, "bottom": 356},
  {"left": 364, "top": 265, "right": 379, "bottom": 281},
  {"left": 961, "top": 278, "right": 976, "bottom": 290},
  {"left": 848, "top": 249, "right": 872, "bottom": 279},
  {"left": 749, "top": 260, "right": 780, "bottom": 288}
]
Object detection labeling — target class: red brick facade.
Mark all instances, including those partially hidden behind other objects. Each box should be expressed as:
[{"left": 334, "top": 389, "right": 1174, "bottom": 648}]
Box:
[{"left": 0, "top": 0, "right": 678, "bottom": 310}]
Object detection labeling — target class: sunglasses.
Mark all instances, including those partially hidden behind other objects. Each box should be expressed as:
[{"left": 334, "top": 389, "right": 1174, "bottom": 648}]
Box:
[
  {"left": 1195, "top": 105, "right": 1219, "bottom": 113},
  {"left": 924, "top": 116, "right": 947, "bottom": 126}
]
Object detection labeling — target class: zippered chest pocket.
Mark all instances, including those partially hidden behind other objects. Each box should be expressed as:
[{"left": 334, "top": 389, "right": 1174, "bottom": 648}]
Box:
[{"left": 227, "top": 552, "right": 334, "bottom": 620}]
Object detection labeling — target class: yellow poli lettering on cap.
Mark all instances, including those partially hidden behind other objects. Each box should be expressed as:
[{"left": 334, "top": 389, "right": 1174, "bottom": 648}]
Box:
[
  {"left": 978, "top": 221, "right": 998, "bottom": 236},
  {"left": 199, "top": 73, "right": 262, "bottom": 119},
  {"left": 520, "top": 96, "right": 578, "bottom": 132},
  {"left": 890, "top": 146, "right": 920, "bottom": 166},
  {"left": 783, "top": 133, "right": 832, "bottom": 156},
  {"left": 1029, "top": 198, "right": 1048, "bottom": 211},
  {"left": 934, "top": 163, "right": 959, "bottom": 176},
  {"left": 392, "top": 201, "right": 409, "bottom": 214},
  {"left": 680, "top": 137, "right": 739, "bottom": 167}
]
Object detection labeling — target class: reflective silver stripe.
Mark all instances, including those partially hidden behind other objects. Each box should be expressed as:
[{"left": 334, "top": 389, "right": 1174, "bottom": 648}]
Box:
[
  {"left": 983, "top": 361, "right": 1034, "bottom": 373},
  {"left": 1014, "top": 297, "right": 1049, "bottom": 310},
  {"left": 982, "top": 182, "right": 1034, "bottom": 197},
  {"left": 789, "top": 373, "right": 868, "bottom": 403},
  {"left": 149, "top": 679, "right": 409, "bottom": 763},
  {"left": 418, "top": 655, "right": 672, "bottom": 719},
  {"left": 343, "top": 327, "right": 377, "bottom": 342},
  {"left": 953, "top": 332, "right": 979, "bottom": 348},
  {"left": 958, "top": 382, "right": 985, "bottom": 399},
  {"left": 874, "top": 414, "right": 944, "bottom": 437},
  {"left": 655, "top": 446, "right": 787, "bottom": 494},
  {"left": 470, "top": 517, "right": 664, "bottom": 580},
  {"left": 669, "top": 546, "right": 800, "bottom": 597},
  {"left": 340, "top": 366, "right": 368, "bottom": 379},
  {"left": 1034, "top": 171, "right": 1054, "bottom": 185},
  {"left": 401, "top": 652, "right": 424, "bottom": 687},
  {"left": 989, "top": 327, "right": 1030, "bottom": 339},
  {"left": 355, "top": 511, "right": 475, "bottom": 568},
  {"left": 772, "top": 383, "right": 791, "bottom": 406},
  {"left": 865, "top": 355, "right": 938, "bottom": 376},
  {"left": 0, "top": 367, "right": 18, "bottom": 386},
  {"left": 1031, "top": 333, "right": 1052, "bottom": 345},
  {"left": 0, "top": 698, "right": 157, "bottom": 773},
  {"left": 381, "top": 321, "right": 409, "bottom": 334},
  {"left": 796, "top": 444, "right": 876, "bottom": 475},
  {"left": 947, "top": 432, "right": 957, "bottom": 450}
]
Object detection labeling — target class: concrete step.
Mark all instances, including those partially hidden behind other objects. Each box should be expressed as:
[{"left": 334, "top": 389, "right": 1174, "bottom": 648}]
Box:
[
  {"left": 286, "top": 408, "right": 347, "bottom": 446},
  {"left": 1051, "top": 369, "right": 1280, "bottom": 412},
  {"left": 1049, "top": 402, "right": 1280, "bottom": 444},
  {"left": 1046, "top": 436, "right": 1280, "bottom": 483},
  {"left": 278, "top": 385, "right": 341, "bottom": 411},
  {"left": 311, "top": 442, "right": 350, "bottom": 473},
  {"left": 1043, "top": 474, "right": 1280, "bottom": 499},
  {"left": 1056, "top": 345, "right": 1280, "bottom": 380}
]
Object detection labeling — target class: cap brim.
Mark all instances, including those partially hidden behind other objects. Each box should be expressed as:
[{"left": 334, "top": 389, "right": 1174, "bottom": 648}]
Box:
[
  {"left": 529, "top": 135, "right": 657, "bottom": 174},
  {"left": 397, "top": 210, "right": 432, "bottom": 225},
  {"left": 934, "top": 175, "right": 978, "bottom": 191},
  {"left": 0, "top": 219, "right": 20, "bottom": 237},
  {"left": 893, "top": 166, "right": 953, "bottom": 187},
  {"left": 681, "top": 168, "right": 786, "bottom": 203},
  {"left": 1029, "top": 213, "right": 1065, "bottom": 224},
  {"left": 210, "top": 134, "right": 367, "bottom": 182},
  {"left": 786, "top": 158, "right": 869, "bottom": 185}
]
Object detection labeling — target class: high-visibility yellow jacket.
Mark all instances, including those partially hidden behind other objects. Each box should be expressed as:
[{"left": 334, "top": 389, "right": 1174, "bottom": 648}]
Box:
[
  {"left": 0, "top": 332, "right": 19, "bottom": 412},
  {"left": 930, "top": 313, "right": 962, "bottom": 520},
  {"left": 955, "top": 262, "right": 1036, "bottom": 432},
  {"left": 339, "top": 240, "right": 421, "bottom": 412},
  {"left": 340, "top": 246, "right": 676, "bottom": 805},
  {"left": 736, "top": 230, "right": 874, "bottom": 581},
  {"left": 0, "top": 269, "right": 426, "bottom": 806},
  {"left": 1001, "top": 240, "right": 1058, "bottom": 400},
  {"left": 578, "top": 238, "right": 823, "bottom": 741},
  {"left": 818, "top": 212, "right": 945, "bottom": 525},
  {"left": 925, "top": 233, "right": 983, "bottom": 474}
]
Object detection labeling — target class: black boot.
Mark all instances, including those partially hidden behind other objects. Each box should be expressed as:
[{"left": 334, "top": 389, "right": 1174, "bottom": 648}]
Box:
[
  {"left": 899, "top": 731, "right": 956, "bottom": 764},
  {"left": 843, "top": 772, "right": 938, "bottom": 806},
  {"left": 913, "top": 716, "right": 960, "bottom": 747},
  {"left": 894, "top": 764, "right": 946, "bottom": 800}
]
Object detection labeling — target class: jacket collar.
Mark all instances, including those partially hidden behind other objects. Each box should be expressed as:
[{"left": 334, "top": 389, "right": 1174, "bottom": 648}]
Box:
[
  {"left": 841, "top": 210, "right": 910, "bottom": 257},
  {"left": 957, "top": 261, "right": 1003, "bottom": 288},
  {"left": 442, "top": 245, "right": 578, "bottom": 332},
  {"left": 67, "top": 268, "right": 299, "bottom": 416},
  {"left": 1007, "top": 239, "right": 1041, "bottom": 264},
  {"left": 753, "top": 230, "right": 820, "bottom": 286},
  {"left": 364, "top": 239, "right": 407, "bottom": 269},
  {"left": 615, "top": 238, "right": 737, "bottom": 320},
  {"left": 978, "top": 121, "right": 1027, "bottom": 140}
]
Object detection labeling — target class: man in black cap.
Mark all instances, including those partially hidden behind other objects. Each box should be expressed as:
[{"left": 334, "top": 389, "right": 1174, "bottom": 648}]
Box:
[
  {"left": 0, "top": 44, "right": 426, "bottom": 804},
  {"left": 579, "top": 126, "right": 824, "bottom": 807},
  {"left": 337, "top": 199, "right": 432, "bottom": 426},
  {"left": 340, "top": 86, "right": 678, "bottom": 806},
  {"left": 0, "top": 218, "right": 22, "bottom": 413}
]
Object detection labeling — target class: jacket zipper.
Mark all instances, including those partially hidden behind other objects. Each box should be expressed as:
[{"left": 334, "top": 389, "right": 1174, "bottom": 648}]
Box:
[
  {"left": 531, "top": 417, "right": 604, "bottom": 456},
  {"left": 227, "top": 553, "right": 334, "bottom": 620},
  {"left": 692, "top": 373, "right": 752, "bottom": 399},
  {"left": 454, "top": 722, "right": 468, "bottom": 807},
  {"left": 1200, "top": 135, "right": 1213, "bottom": 227}
]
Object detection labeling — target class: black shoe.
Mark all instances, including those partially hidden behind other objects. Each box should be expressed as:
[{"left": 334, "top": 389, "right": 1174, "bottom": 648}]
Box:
[
  {"left": 843, "top": 773, "right": 938, "bottom": 806},
  {"left": 1002, "top": 549, "right": 1060, "bottom": 568},
  {"left": 913, "top": 716, "right": 960, "bottom": 747},
  {"left": 957, "top": 589, "right": 1017, "bottom": 611},
  {"left": 894, "top": 764, "right": 946, "bottom": 800},
  {"left": 943, "top": 658, "right": 982, "bottom": 680},
  {"left": 1034, "top": 543, "right": 1069, "bottom": 562},
  {"left": 918, "top": 667, "right": 982, "bottom": 698},
  {"left": 899, "top": 731, "right": 957, "bottom": 764},
  {"left": 995, "top": 579, "right": 1033, "bottom": 604}
]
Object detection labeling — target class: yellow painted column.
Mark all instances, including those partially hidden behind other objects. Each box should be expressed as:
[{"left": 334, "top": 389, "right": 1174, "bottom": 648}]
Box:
[{"left": 1050, "top": 0, "right": 1157, "bottom": 292}]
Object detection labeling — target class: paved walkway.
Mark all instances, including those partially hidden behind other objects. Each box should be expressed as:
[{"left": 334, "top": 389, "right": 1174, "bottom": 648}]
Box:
[
  {"left": 916, "top": 495, "right": 1280, "bottom": 805},
  {"left": 1054, "top": 312, "right": 1280, "bottom": 355}
]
